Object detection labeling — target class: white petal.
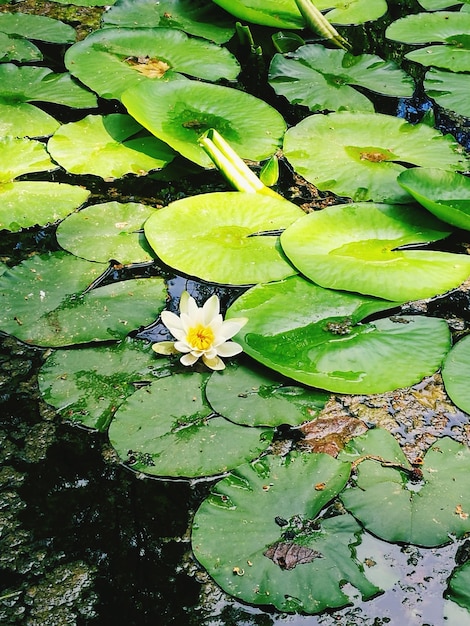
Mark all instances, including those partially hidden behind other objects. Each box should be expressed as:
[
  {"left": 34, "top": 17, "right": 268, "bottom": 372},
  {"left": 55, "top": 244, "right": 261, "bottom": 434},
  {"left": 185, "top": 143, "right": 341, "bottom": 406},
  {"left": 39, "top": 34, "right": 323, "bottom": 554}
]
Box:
[
  {"left": 202, "top": 294, "right": 220, "bottom": 324},
  {"left": 179, "top": 290, "right": 190, "bottom": 315},
  {"left": 161, "top": 310, "right": 184, "bottom": 332},
  {"left": 180, "top": 352, "right": 200, "bottom": 367},
  {"left": 203, "top": 354, "right": 225, "bottom": 370},
  {"left": 219, "top": 318, "right": 248, "bottom": 340},
  {"left": 186, "top": 294, "right": 200, "bottom": 320},
  {"left": 174, "top": 341, "right": 191, "bottom": 353},
  {"left": 152, "top": 341, "right": 178, "bottom": 355},
  {"left": 216, "top": 341, "right": 243, "bottom": 357}
]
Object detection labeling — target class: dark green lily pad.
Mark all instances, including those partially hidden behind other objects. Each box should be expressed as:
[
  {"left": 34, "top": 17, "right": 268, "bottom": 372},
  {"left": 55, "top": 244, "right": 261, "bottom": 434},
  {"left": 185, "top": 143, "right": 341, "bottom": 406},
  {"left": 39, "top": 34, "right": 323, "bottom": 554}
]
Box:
[
  {"left": 65, "top": 27, "right": 239, "bottom": 101},
  {"left": 424, "top": 68, "right": 470, "bottom": 118},
  {"left": 144, "top": 191, "right": 303, "bottom": 284},
  {"left": 269, "top": 45, "right": 413, "bottom": 113},
  {"left": 398, "top": 168, "right": 470, "bottom": 231},
  {"left": 0, "top": 251, "right": 167, "bottom": 347},
  {"left": 340, "top": 429, "right": 470, "bottom": 547},
  {"left": 102, "top": 0, "right": 235, "bottom": 44},
  {"left": 0, "top": 11, "right": 76, "bottom": 43},
  {"left": 0, "top": 31, "right": 42, "bottom": 62},
  {"left": 314, "top": 0, "right": 387, "bottom": 25},
  {"left": 205, "top": 361, "right": 329, "bottom": 427},
  {"left": 108, "top": 373, "right": 273, "bottom": 478},
  {"left": 280, "top": 202, "right": 470, "bottom": 301},
  {"left": 56, "top": 201, "right": 156, "bottom": 264},
  {"left": 123, "top": 80, "right": 286, "bottom": 168},
  {"left": 38, "top": 339, "right": 171, "bottom": 431},
  {"left": 192, "top": 452, "right": 381, "bottom": 614},
  {"left": 47, "top": 114, "right": 176, "bottom": 179},
  {"left": 442, "top": 335, "right": 470, "bottom": 414},
  {"left": 282, "top": 112, "right": 469, "bottom": 203},
  {"left": 226, "top": 275, "right": 451, "bottom": 394},
  {"left": 446, "top": 561, "right": 470, "bottom": 612}
]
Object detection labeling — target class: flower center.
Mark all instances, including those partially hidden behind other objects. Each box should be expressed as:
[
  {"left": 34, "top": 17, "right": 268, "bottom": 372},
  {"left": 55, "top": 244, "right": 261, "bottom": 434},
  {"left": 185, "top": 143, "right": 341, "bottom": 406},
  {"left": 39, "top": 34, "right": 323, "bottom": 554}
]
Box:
[{"left": 187, "top": 324, "right": 215, "bottom": 351}]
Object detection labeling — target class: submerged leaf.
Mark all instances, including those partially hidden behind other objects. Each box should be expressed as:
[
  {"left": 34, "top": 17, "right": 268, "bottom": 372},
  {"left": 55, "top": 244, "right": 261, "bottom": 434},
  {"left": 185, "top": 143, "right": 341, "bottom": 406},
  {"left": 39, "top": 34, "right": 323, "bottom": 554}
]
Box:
[{"left": 442, "top": 335, "right": 470, "bottom": 414}]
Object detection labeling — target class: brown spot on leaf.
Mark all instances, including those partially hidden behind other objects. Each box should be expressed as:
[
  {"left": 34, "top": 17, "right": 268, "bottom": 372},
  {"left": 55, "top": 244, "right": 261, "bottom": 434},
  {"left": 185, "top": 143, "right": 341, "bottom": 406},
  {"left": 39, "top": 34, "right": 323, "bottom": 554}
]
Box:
[
  {"left": 264, "top": 541, "right": 322, "bottom": 570},
  {"left": 125, "top": 56, "right": 170, "bottom": 78}
]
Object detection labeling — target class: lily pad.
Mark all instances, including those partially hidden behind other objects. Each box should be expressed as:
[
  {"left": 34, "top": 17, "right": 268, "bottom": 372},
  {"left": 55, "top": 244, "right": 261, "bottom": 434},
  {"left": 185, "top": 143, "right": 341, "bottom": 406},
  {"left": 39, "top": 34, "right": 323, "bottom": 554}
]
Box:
[
  {"left": 205, "top": 361, "right": 329, "bottom": 427},
  {"left": 0, "top": 137, "right": 56, "bottom": 182},
  {"left": 424, "top": 68, "right": 470, "bottom": 118},
  {"left": 122, "top": 80, "right": 286, "bottom": 168},
  {"left": 282, "top": 111, "right": 469, "bottom": 203},
  {"left": 108, "top": 373, "right": 273, "bottom": 478},
  {"left": 340, "top": 429, "right": 470, "bottom": 547},
  {"left": 192, "top": 452, "right": 381, "bottom": 614},
  {"left": 47, "top": 114, "right": 176, "bottom": 179},
  {"left": 65, "top": 27, "right": 240, "bottom": 101},
  {"left": 398, "top": 168, "right": 470, "bottom": 231},
  {"left": 0, "top": 103, "right": 60, "bottom": 139},
  {"left": 313, "top": 0, "right": 387, "bottom": 25},
  {"left": 102, "top": 0, "right": 235, "bottom": 44},
  {"left": 144, "top": 191, "right": 303, "bottom": 285},
  {"left": 0, "top": 11, "right": 76, "bottom": 43},
  {"left": 211, "top": 0, "right": 303, "bottom": 28},
  {"left": 268, "top": 45, "right": 414, "bottom": 113},
  {"left": 0, "top": 31, "right": 42, "bottom": 62},
  {"left": 226, "top": 275, "right": 451, "bottom": 394},
  {"left": 38, "top": 339, "right": 171, "bottom": 431},
  {"left": 446, "top": 561, "right": 470, "bottom": 612},
  {"left": 442, "top": 335, "right": 470, "bottom": 414},
  {"left": 0, "top": 251, "right": 167, "bottom": 346},
  {"left": 280, "top": 202, "right": 470, "bottom": 301},
  {"left": 56, "top": 201, "right": 156, "bottom": 264}
]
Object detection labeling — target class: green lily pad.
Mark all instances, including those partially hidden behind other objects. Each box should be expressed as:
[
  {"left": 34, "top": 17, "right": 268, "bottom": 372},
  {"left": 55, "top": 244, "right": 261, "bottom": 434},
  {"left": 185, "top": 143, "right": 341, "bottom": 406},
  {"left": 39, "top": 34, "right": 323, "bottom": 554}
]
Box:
[
  {"left": 442, "top": 335, "right": 470, "bottom": 414},
  {"left": 108, "top": 373, "right": 273, "bottom": 478},
  {"left": 205, "top": 361, "right": 329, "bottom": 427},
  {"left": 269, "top": 45, "right": 414, "bottom": 113},
  {"left": 0, "top": 103, "right": 59, "bottom": 139},
  {"left": 282, "top": 111, "right": 469, "bottom": 203},
  {"left": 0, "top": 137, "right": 56, "bottom": 183},
  {"left": 0, "top": 31, "right": 42, "bottom": 62},
  {"left": 47, "top": 114, "right": 176, "bottom": 179},
  {"left": 280, "top": 202, "right": 470, "bottom": 301},
  {"left": 313, "top": 0, "right": 387, "bottom": 25},
  {"left": 446, "top": 561, "right": 470, "bottom": 612},
  {"left": 0, "top": 251, "right": 167, "bottom": 347},
  {"left": 424, "top": 68, "right": 470, "bottom": 118},
  {"left": 38, "top": 339, "right": 171, "bottom": 431},
  {"left": 212, "top": 0, "right": 303, "bottom": 28},
  {"left": 192, "top": 452, "right": 381, "bottom": 614},
  {"left": 102, "top": 0, "right": 235, "bottom": 44},
  {"left": 56, "top": 201, "right": 156, "bottom": 264},
  {"left": 0, "top": 11, "right": 76, "bottom": 43},
  {"left": 123, "top": 80, "right": 286, "bottom": 168},
  {"left": 0, "top": 181, "right": 90, "bottom": 232},
  {"left": 65, "top": 27, "right": 239, "bottom": 101},
  {"left": 418, "top": 0, "right": 461, "bottom": 8},
  {"left": 340, "top": 429, "right": 470, "bottom": 547},
  {"left": 398, "top": 168, "right": 470, "bottom": 231},
  {"left": 226, "top": 275, "right": 451, "bottom": 394},
  {"left": 144, "top": 191, "right": 303, "bottom": 285}
]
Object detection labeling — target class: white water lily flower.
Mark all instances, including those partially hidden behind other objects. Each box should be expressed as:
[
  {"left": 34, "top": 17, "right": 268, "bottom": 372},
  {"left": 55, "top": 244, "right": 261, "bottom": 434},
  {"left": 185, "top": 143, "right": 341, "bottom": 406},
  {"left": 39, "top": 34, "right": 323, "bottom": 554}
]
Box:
[{"left": 152, "top": 291, "right": 248, "bottom": 371}]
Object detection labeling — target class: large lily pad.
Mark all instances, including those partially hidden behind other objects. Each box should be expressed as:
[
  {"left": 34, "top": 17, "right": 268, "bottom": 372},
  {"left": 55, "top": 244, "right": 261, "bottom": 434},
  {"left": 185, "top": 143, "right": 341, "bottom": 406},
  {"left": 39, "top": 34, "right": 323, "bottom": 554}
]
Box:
[
  {"left": 0, "top": 11, "right": 76, "bottom": 43},
  {"left": 398, "top": 168, "right": 470, "bottom": 231},
  {"left": 122, "top": 80, "right": 286, "bottom": 168},
  {"left": 38, "top": 339, "right": 171, "bottom": 431},
  {"left": 192, "top": 452, "right": 381, "bottom": 614},
  {"left": 144, "top": 192, "right": 303, "bottom": 285},
  {"left": 0, "top": 137, "right": 56, "bottom": 182},
  {"left": 424, "top": 68, "right": 470, "bottom": 118},
  {"left": 65, "top": 27, "right": 240, "bottom": 101},
  {"left": 446, "top": 561, "right": 470, "bottom": 612},
  {"left": 0, "top": 251, "right": 167, "bottom": 346},
  {"left": 0, "top": 31, "right": 42, "bottom": 62},
  {"left": 282, "top": 111, "right": 469, "bottom": 203},
  {"left": 269, "top": 46, "right": 414, "bottom": 113},
  {"left": 280, "top": 202, "right": 470, "bottom": 301},
  {"left": 226, "top": 275, "right": 451, "bottom": 394},
  {"left": 442, "top": 335, "right": 470, "bottom": 414},
  {"left": 340, "top": 429, "right": 470, "bottom": 547},
  {"left": 0, "top": 103, "right": 60, "bottom": 139},
  {"left": 56, "top": 201, "right": 156, "bottom": 264},
  {"left": 108, "top": 373, "right": 273, "bottom": 478},
  {"left": 102, "top": 0, "right": 235, "bottom": 44},
  {"left": 205, "top": 361, "right": 329, "bottom": 427},
  {"left": 313, "top": 0, "right": 387, "bottom": 25},
  {"left": 47, "top": 114, "right": 176, "bottom": 179}
]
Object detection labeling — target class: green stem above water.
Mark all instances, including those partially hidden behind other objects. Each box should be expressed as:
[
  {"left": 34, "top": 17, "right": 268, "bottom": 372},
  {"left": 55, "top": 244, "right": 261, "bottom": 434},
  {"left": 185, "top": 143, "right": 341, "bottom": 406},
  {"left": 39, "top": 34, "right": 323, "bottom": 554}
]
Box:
[{"left": 294, "top": 0, "right": 351, "bottom": 51}]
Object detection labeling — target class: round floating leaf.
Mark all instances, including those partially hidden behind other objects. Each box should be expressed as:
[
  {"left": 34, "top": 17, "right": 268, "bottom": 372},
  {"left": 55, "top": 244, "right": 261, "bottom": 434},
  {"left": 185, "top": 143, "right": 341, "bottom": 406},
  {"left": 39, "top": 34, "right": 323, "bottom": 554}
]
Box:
[
  {"left": 144, "top": 192, "right": 303, "bottom": 285},
  {"left": 340, "top": 430, "right": 470, "bottom": 547},
  {"left": 446, "top": 561, "right": 470, "bottom": 612},
  {"left": 0, "top": 103, "right": 59, "bottom": 139},
  {"left": 269, "top": 46, "right": 413, "bottom": 113},
  {"left": 109, "top": 373, "right": 273, "bottom": 478},
  {"left": 418, "top": 0, "right": 459, "bottom": 8},
  {"left": 122, "top": 80, "right": 286, "bottom": 168},
  {"left": 56, "top": 201, "right": 156, "bottom": 264},
  {"left": 47, "top": 114, "right": 175, "bottom": 179},
  {"left": 226, "top": 276, "right": 451, "bottom": 394},
  {"left": 0, "top": 31, "right": 42, "bottom": 62},
  {"left": 398, "top": 168, "right": 470, "bottom": 231},
  {"left": 192, "top": 453, "right": 381, "bottom": 614},
  {"left": 102, "top": 0, "right": 235, "bottom": 44},
  {"left": 0, "top": 12, "right": 76, "bottom": 43},
  {"left": 212, "top": 0, "right": 303, "bottom": 28},
  {"left": 0, "top": 251, "right": 167, "bottom": 346},
  {"left": 283, "top": 112, "right": 469, "bottom": 203},
  {"left": 205, "top": 361, "right": 329, "bottom": 427},
  {"left": 442, "top": 335, "right": 470, "bottom": 414},
  {"left": 38, "top": 339, "right": 170, "bottom": 431},
  {"left": 280, "top": 202, "right": 470, "bottom": 301},
  {"left": 0, "top": 137, "right": 56, "bottom": 183},
  {"left": 65, "top": 27, "right": 239, "bottom": 101},
  {"left": 313, "top": 0, "right": 387, "bottom": 25},
  {"left": 424, "top": 68, "right": 470, "bottom": 118},
  {"left": 0, "top": 181, "right": 90, "bottom": 232}
]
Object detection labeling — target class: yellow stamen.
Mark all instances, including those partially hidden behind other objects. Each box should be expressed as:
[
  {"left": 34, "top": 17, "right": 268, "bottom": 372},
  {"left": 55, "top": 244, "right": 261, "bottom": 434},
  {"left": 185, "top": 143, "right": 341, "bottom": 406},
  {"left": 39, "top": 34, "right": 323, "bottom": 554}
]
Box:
[{"left": 186, "top": 324, "right": 215, "bottom": 351}]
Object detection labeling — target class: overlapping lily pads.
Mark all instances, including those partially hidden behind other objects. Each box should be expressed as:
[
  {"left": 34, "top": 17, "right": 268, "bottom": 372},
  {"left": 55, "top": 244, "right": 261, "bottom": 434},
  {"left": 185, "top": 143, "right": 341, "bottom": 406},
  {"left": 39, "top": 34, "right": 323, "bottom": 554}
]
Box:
[
  {"left": 108, "top": 372, "right": 273, "bottom": 478},
  {"left": 280, "top": 202, "right": 470, "bottom": 301},
  {"left": 424, "top": 68, "right": 470, "bottom": 118},
  {"left": 226, "top": 275, "right": 451, "bottom": 394},
  {"left": 192, "top": 452, "right": 381, "bottom": 614},
  {"left": 0, "top": 30, "right": 42, "bottom": 62},
  {"left": 282, "top": 111, "right": 469, "bottom": 202},
  {"left": 313, "top": 0, "right": 387, "bottom": 25},
  {"left": 442, "top": 335, "right": 470, "bottom": 414},
  {"left": 144, "top": 192, "right": 303, "bottom": 284}
]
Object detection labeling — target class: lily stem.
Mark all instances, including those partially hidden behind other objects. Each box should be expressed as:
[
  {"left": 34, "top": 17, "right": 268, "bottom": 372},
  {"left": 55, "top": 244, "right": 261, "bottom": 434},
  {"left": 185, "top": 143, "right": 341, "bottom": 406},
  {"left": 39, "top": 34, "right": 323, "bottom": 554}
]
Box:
[{"left": 294, "top": 0, "right": 351, "bottom": 51}]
